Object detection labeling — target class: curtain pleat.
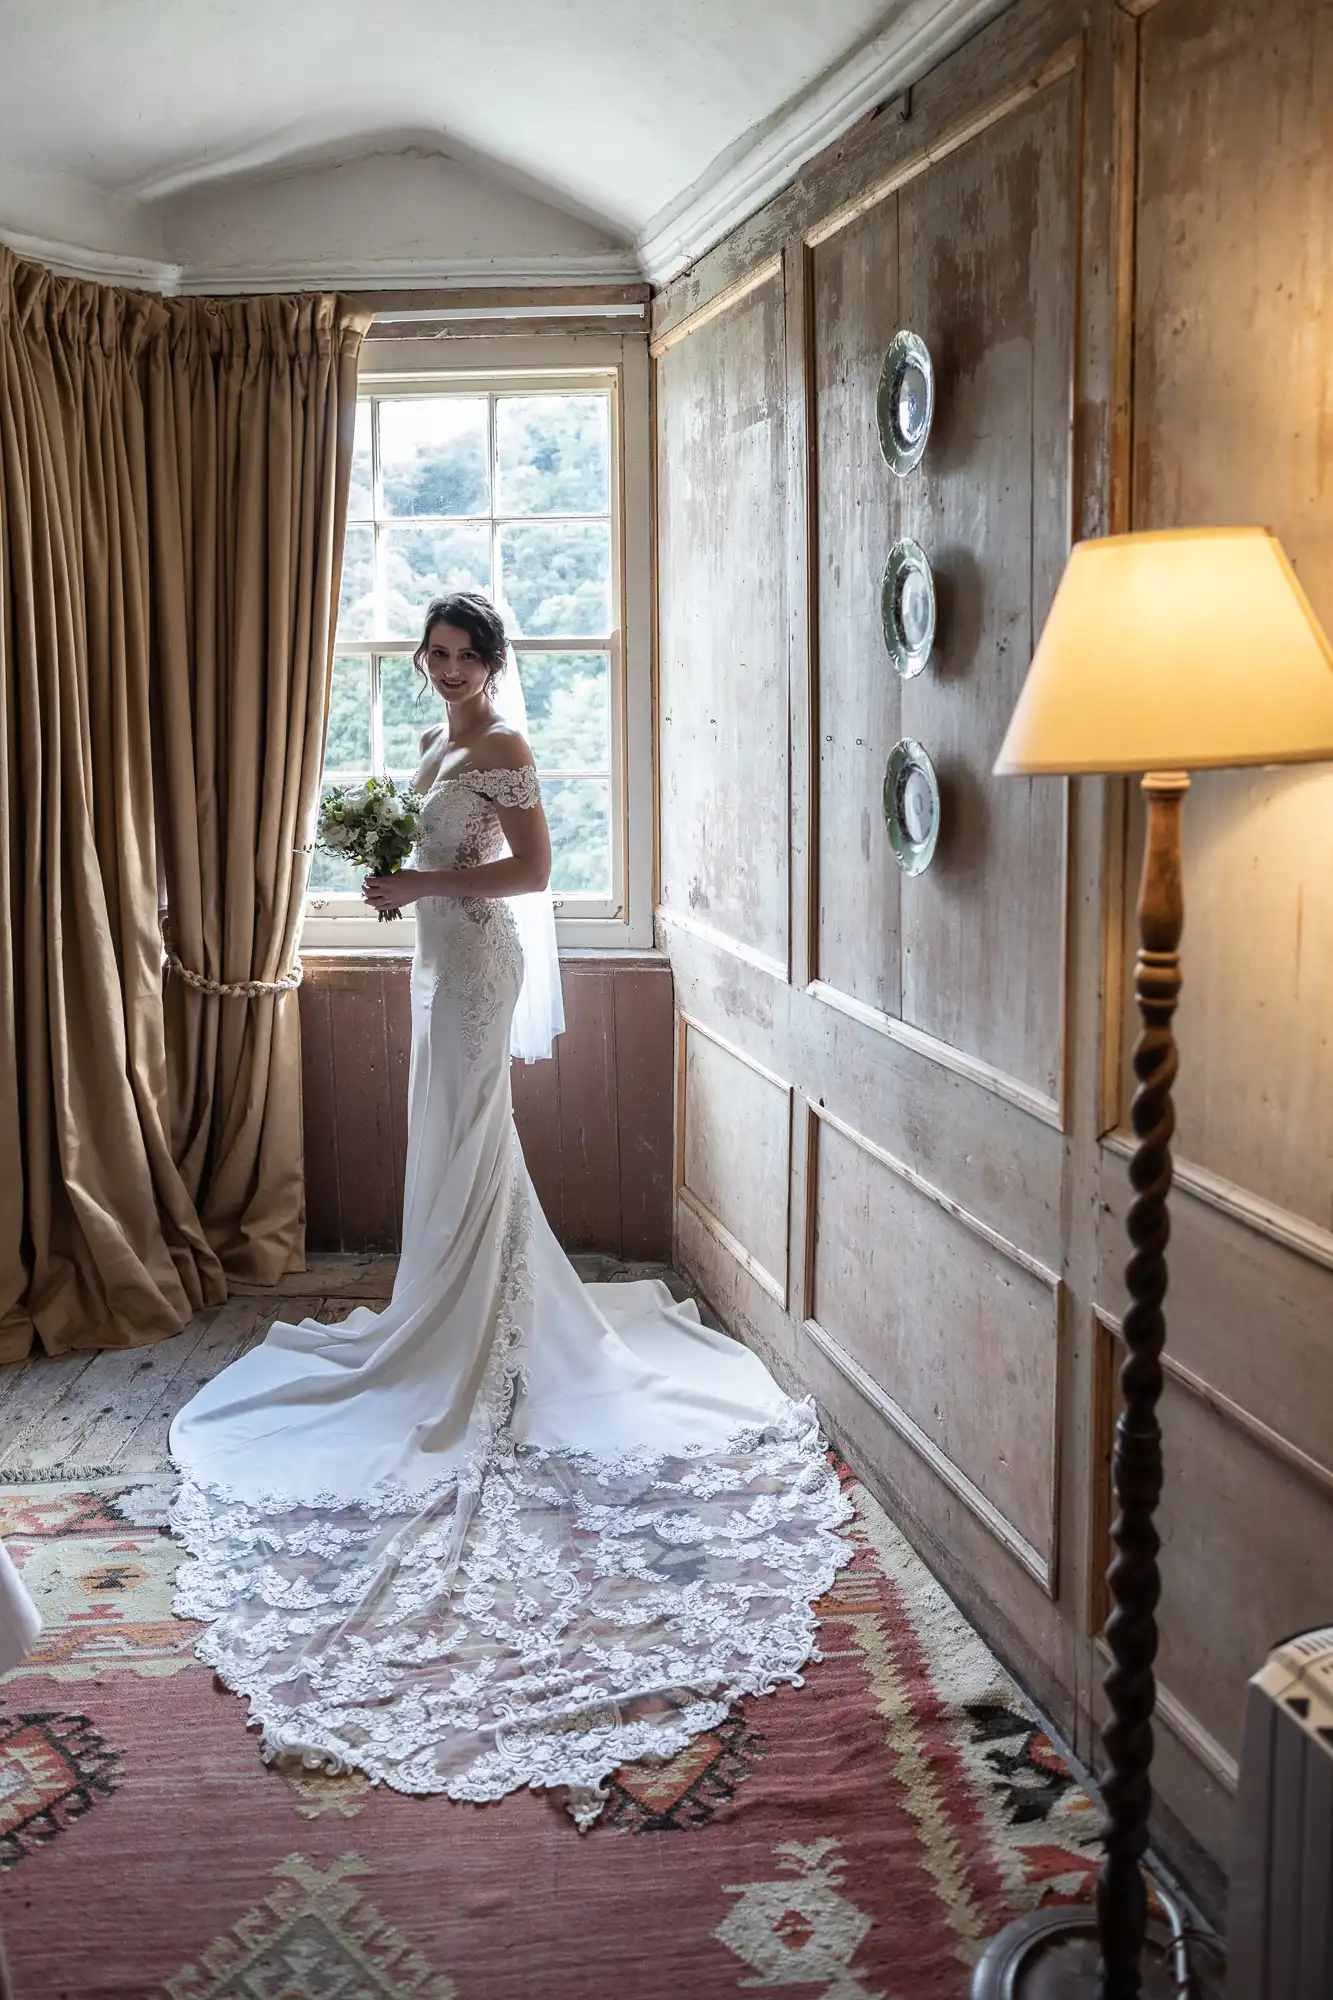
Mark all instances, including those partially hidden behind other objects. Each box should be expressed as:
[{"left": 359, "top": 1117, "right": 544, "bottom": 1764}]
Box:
[
  {"left": 149, "top": 294, "right": 367, "bottom": 1285},
  {"left": 0, "top": 250, "right": 369, "bottom": 1357}
]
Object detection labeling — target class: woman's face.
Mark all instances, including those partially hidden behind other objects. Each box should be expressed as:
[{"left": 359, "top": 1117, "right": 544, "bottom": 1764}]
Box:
[{"left": 423, "top": 622, "right": 491, "bottom": 705}]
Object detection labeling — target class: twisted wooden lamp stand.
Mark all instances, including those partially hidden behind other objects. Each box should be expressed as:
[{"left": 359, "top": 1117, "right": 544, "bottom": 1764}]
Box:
[{"left": 971, "top": 773, "right": 1186, "bottom": 1999}]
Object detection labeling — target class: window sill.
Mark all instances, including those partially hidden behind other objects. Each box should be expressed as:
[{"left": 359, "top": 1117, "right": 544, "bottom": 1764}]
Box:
[
  {"left": 300, "top": 911, "right": 653, "bottom": 953},
  {"left": 298, "top": 945, "right": 668, "bottom": 968}
]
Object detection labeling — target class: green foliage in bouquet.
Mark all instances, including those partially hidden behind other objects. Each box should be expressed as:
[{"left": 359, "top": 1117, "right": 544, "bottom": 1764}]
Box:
[{"left": 316, "top": 776, "right": 424, "bottom": 922}]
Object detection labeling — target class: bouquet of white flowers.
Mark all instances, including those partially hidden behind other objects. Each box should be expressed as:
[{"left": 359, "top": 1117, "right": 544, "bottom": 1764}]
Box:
[{"left": 315, "top": 776, "right": 425, "bottom": 922}]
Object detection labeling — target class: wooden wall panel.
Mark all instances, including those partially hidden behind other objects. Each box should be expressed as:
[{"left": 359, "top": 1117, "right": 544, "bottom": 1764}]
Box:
[
  {"left": 299, "top": 957, "right": 675, "bottom": 1260},
  {"left": 810, "top": 1112, "right": 1060, "bottom": 1578},
  {"left": 1096, "top": 1151, "right": 1333, "bottom": 1537},
  {"left": 614, "top": 967, "right": 679, "bottom": 1260},
  {"left": 1123, "top": 0, "right": 1333, "bottom": 1234},
  {"left": 679, "top": 1022, "right": 791, "bottom": 1300},
  {"left": 299, "top": 974, "right": 342, "bottom": 1252},
  {"left": 893, "top": 82, "right": 1072, "bottom": 1101},
  {"left": 810, "top": 77, "right": 1073, "bottom": 1110},
  {"left": 1094, "top": 1317, "right": 1333, "bottom": 1785},
  {"left": 312, "top": 966, "right": 401, "bottom": 1255},
  {"left": 654, "top": 0, "right": 1333, "bottom": 1911},
  {"left": 811, "top": 202, "right": 902, "bottom": 1014},
  {"left": 557, "top": 967, "right": 622, "bottom": 1253},
  {"left": 656, "top": 273, "right": 790, "bottom": 971},
  {"left": 655, "top": 0, "right": 1101, "bottom": 1876}
]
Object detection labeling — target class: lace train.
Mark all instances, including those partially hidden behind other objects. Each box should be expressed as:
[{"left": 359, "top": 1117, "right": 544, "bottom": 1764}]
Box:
[{"left": 170, "top": 1398, "right": 851, "bottom": 1828}]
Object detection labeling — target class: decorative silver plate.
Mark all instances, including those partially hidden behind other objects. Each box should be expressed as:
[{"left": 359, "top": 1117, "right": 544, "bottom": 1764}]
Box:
[
  {"left": 877, "top": 330, "right": 934, "bottom": 475},
  {"left": 881, "top": 538, "right": 936, "bottom": 678},
  {"left": 884, "top": 740, "right": 940, "bottom": 875}
]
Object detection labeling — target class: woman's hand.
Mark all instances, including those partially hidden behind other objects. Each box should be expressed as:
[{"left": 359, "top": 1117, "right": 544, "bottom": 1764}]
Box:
[{"left": 364, "top": 869, "right": 423, "bottom": 913}]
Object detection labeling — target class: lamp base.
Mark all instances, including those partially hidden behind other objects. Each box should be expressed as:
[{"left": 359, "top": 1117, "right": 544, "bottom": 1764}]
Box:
[{"left": 969, "top": 1908, "right": 1177, "bottom": 1998}]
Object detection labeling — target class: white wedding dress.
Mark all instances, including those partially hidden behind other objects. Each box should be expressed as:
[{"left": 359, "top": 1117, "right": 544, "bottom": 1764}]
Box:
[{"left": 169, "top": 766, "right": 851, "bottom": 1826}]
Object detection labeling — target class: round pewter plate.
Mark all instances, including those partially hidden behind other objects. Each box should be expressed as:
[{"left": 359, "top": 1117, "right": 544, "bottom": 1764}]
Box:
[
  {"left": 884, "top": 739, "right": 941, "bottom": 875},
  {"left": 881, "top": 538, "right": 936, "bottom": 678},
  {"left": 877, "top": 330, "right": 934, "bottom": 475}
]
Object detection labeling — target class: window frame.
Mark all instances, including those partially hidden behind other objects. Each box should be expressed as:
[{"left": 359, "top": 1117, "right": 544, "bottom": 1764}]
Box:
[{"left": 301, "top": 332, "right": 653, "bottom": 954}]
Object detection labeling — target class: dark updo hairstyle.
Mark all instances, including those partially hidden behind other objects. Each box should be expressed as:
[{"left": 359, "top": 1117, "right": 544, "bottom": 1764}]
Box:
[{"left": 412, "top": 591, "right": 508, "bottom": 696}]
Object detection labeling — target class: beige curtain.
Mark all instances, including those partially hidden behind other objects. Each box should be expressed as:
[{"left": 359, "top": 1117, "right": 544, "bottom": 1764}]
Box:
[
  {"left": 148, "top": 295, "right": 368, "bottom": 1285},
  {"left": 0, "top": 251, "right": 368, "bottom": 1357}
]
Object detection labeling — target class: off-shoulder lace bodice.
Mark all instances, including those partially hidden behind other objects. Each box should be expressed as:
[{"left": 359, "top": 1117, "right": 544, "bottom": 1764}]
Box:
[
  {"left": 410, "top": 767, "right": 542, "bottom": 1066},
  {"left": 415, "top": 765, "right": 543, "bottom": 875}
]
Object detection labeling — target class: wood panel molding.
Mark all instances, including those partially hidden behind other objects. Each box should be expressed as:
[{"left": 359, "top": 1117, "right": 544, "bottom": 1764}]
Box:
[
  {"left": 804, "top": 1099, "right": 1062, "bottom": 1591},
  {"left": 804, "top": 39, "right": 1081, "bottom": 249},
  {"left": 802, "top": 1313, "right": 1055, "bottom": 1593},
  {"left": 1101, "top": 1132, "right": 1333, "bottom": 1277},
  {"left": 785, "top": 236, "right": 819, "bottom": 997},
  {"left": 676, "top": 1014, "right": 793, "bottom": 1308},
  {"left": 809, "top": 1101, "right": 1062, "bottom": 1285},
  {"left": 648, "top": 255, "right": 783, "bottom": 357},
  {"left": 1092, "top": 1305, "right": 1333, "bottom": 1508},
  {"left": 1091, "top": 1635, "right": 1241, "bottom": 1795},
  {"left": 807, "top": 979, "right": 1065, "bottom": 1129},
  {"left": 656, "top": 906, "right": 789, "bottom": 984},
  {"left": 1090, "top": 1303, "right": 1328, "bottom": 1797},
  {"left": 676, "top": 1190, "right": 788, "bottom": 1308}
]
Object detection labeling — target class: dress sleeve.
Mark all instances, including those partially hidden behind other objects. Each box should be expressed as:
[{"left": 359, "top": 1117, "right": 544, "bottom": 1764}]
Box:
[{"left": 469, "top": 766, "right": 543, "bottom": 810}]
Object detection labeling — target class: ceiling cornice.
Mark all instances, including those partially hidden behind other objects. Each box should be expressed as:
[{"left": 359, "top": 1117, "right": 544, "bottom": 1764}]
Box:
[
  {"left": 634, "top": 0, "right": 1008, "bottom": 286},
  {"left": 0, "top": 233, "right": 639, "bottom": 297},
  {"left": 0, "top": 226, "right": 181, "bottom": 291},
  {"left": 176, "top": 252, "right": 641, "bottom": 295}
]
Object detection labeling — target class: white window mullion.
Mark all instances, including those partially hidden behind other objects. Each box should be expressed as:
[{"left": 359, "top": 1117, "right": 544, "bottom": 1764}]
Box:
[
  {"left": 370, "top": 398, "right": 383, "bottom": 643},
  {"left": 370, "top": 653, "right": 384, "bottom": 776},
  {"left": 488, "top": 392, "right": 501, "bottom": 614}
]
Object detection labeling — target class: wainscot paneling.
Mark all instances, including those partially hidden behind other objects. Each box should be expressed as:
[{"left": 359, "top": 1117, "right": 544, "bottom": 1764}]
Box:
[
  {"left": 654, "top": 0, "right": 1096, "bottom": 1784},
  {"left": 677, "top": 1018, "right": 791, "bottom": 1305},
  {"left": 807, "top": 1106, "right": 1061, "bottom": 1589},
  {"left": 811, "top": 69, "right": 1074, "bottom": 1112},
  {"left": 298, "top": 955, "right": 674, "bottom": 1259},
  {"left": 1092, "top": 1308, "right": 1333, "bottom": 1792},
  {"left": 654, "top": 265, "right": 791, "bottom": 977},
  {"left": 1088, "top": 0, "right": 1333, "bottom": 1890},
  {"left": 1114, "top": 0, "right": 1333, "bottom": 1237},
  {"left": 652, "top": 0, "right": 1333, "bottom": 1922}
]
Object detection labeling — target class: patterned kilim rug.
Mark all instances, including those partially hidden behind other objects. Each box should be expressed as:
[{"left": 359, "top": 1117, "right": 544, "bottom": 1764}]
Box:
[{"left": 0, "top": 1463, "right": 1100, "bottom": 2000}]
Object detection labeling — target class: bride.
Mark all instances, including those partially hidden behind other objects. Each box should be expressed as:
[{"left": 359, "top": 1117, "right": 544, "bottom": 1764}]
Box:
[{"left": 169, "top": 591, "right": 851, "bottom": 1827}]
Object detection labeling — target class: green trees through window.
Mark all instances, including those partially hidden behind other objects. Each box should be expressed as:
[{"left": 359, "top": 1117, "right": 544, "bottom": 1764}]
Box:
[{"left": 313, "top": 387, "right": 617, "bottom": 902}]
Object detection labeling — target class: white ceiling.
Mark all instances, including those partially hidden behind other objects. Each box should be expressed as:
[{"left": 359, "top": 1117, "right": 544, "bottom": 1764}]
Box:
[{"left": 0, "top": 0, "right": 998, "bottom": 285}]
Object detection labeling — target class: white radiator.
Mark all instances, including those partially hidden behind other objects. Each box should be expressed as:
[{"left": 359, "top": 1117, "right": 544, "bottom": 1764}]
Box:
[{"left": 1228, "top": 1626, "right": 1333, "bottom": 1999}]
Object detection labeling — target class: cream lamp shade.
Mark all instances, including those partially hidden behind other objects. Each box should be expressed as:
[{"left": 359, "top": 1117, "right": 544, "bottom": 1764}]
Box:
[{"left": 994, "top": 527, "right": 1333, "bottom": 776}]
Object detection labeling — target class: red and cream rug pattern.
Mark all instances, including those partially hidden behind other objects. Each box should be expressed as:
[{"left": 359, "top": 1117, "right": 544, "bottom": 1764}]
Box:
[{"left": 0, "top": 1463, "right": 1100, "bottom": 1999}]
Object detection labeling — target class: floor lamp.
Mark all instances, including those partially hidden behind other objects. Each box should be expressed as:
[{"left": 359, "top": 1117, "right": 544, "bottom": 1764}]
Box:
[{"left": 970, "top": 527, "right": 1333, "bottom": 1999}]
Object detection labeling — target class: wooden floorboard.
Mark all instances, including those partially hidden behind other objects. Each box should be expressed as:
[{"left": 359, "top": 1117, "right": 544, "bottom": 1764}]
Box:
[
  {"left": 0, "top": 1351, "right": 102, "bottom": 1472},
  {"left": 226, "top": 1255, "right": 400, "bottom": 1300},
  {"left": 0, "top": 1255, "right": 714, "bottom": 1476},
  {"left": 12, "top": 1313, "right": 218, "bottom": 1475}
]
